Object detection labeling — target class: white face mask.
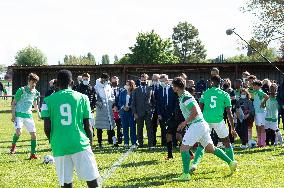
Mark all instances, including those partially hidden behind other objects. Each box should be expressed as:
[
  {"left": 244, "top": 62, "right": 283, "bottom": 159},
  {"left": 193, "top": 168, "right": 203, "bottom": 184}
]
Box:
[
  {"left": 160, "top": 82, "right": 166, "bottom": 88},
  {"left": 124, "top": 85, "right": 130, "bottom": 90},
  {"left": 83, "top": 80, "right": 89, "bottom": 85},
  {"left": 241, "top": 94, "right": 246, "bottom": 99}
]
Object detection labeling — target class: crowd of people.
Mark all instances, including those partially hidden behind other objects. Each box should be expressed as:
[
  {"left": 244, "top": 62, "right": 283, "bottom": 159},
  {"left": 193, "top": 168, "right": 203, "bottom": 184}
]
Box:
[{"left": 7, "top": 67, "right": 284, "bottom": 186}]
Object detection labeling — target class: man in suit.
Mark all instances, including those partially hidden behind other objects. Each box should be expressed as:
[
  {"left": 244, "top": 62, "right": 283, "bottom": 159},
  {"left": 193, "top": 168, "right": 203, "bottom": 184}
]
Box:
[
  {"left": 111, "top": 76, "right": 123, "bottom": 145},
  {"left": 131, "top": 73, "right": 154, "bottom": 147},
  {"left": 157, "top": 74, "right": 176, "bottom": 146},
  {"left": 151, "top": 74, "right": 160, "bottom": 146}
]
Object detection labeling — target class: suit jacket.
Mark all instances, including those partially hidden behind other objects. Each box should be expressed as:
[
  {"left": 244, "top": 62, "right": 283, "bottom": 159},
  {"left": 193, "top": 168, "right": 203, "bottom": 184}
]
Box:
[
  {"left": 156, "top": 86, "right": 176, "bottom": 118},
  {"left": 131, "top": 85, "right": 153, "bottom": 117},
  {"left": 151, "top": 84, "right": 161, "bottom": 110},
  {"left": 112, "top": 87, "right": 123, "bottom": 108},
  {"left": 118, "top": 89, "right": 133, "bottom": 110}
]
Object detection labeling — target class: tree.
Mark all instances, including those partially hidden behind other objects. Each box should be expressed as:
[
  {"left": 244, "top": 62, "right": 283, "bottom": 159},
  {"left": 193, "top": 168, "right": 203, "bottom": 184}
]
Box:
[
  {"left": 63, "top": 53, "right": 96, "bottom": 65},
  {"left": 243, "top": 0, "right": 284, "bottom": 44},
  {"left": 87, "top": 52, "right": 96, "bottom": 64},
  {"left": 0, "top": 64, "right": 5, "bottom": 72},
  {"left": 15, "top": 46, "right": 47, "bottom": 66},
  {"left": 122, "top": 30, "right": 177, "bottom": 64},
  {"left": 114, "top": 55, "right": 119, "bottom": 64},
  {"left": 226, "top": 38, "right": 279, "bottom": 62},
  {"left": 172, "top": 22, "right": 207, "bottom": 63},
  {"left": 101, "top": 54, "right": 110, "bottom": 64},
  {"left": 280, "top": 41, "right": 284, "bottom": 62}
]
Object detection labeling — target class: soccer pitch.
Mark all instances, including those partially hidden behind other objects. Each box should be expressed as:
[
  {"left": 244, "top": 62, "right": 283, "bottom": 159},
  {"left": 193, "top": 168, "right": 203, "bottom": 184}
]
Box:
[{"left": 1, "top": 99, "right": 284, "bottom": 188}]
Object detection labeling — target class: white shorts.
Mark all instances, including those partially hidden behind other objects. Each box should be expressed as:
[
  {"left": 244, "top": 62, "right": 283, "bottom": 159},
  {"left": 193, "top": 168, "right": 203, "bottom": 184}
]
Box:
[
  {"left": 54, "top": 147, "right": 100, "bottom": 186},
  {"left": 208, "top": 120, "right": 229, "bottom": 139},
  {"left": 182, "top": 121, "right": 213, "bottom": 147},
  {"left": 14, "top": 117, "right": 36, "bottom": 133},
  {"left": 255, "top": 113, "right": 265, "bottom": 126},
  {"left": 265, "top": 121, "right": 278, "bottom": 131}
]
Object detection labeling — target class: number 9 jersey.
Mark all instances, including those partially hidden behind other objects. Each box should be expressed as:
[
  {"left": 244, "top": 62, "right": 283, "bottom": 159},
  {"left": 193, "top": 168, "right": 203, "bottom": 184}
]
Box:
[
  {"left": 200, "top": 87, "right": 231, "bottom": 124},
  {"left": 41, "top": 89, "right": 92, "bottom": 157}
]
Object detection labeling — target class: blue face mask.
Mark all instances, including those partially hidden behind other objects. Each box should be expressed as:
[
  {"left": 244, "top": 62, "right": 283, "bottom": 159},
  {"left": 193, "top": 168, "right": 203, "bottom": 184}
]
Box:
[{"left": 83, "top": 80, "right": 89, "bottom": 85}]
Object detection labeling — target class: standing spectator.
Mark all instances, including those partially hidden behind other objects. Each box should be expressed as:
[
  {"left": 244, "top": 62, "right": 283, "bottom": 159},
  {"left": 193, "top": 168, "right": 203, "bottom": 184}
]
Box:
[
  {"left": 234, "top": 79, "right": 243, "bottom": 100},
  {"left": 262, "top": 79, "right": 271, "bottom": 94},
  {"left": 277, "top": 81, "right": 284, "bottom": 130},
  {"left": 236, "top": 89, "right": 254, "bottom": 149},
  {"left": 111, "top": 76, "right": 123, "bottom": 145},
  {"left": 151, "top": 74, "right": 160, "bottom": 146},
  {"left": 72, "top": 75, "right": 83, "bottom": 91},
  {"left": 118, "top": 80, "right": 137, "bottom": 146},
  {"left": 265, "top": 84, "right": 279, "bottom": 146},
  {"left": 95, "top": 73, "right": 116, "bottom": 148},
  {"left": 131, "top": 73, "right": 154, "bottom": 148},
  {"left": 196, "top": 76, "right": 207, "bottom": 98},
  {"left": 45, "top": 79, "right": 58, "bottom": 97},
  {"left": 0, "top": 81, "right": 3, "bottom": 96},
  {"left": 223, "top": 79, "right": 236, "bottom": 145},
  {"left": 157, "top": 74, "right": 176, "bottom": 146},
  {"left": 252, "top": 80, "right": 269, "bottom": 147}
]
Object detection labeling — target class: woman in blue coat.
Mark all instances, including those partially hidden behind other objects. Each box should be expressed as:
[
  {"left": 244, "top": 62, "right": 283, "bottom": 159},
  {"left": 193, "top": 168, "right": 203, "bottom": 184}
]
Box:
[{"left": 118, "top": 80, "right": 137, "bottom": 146}]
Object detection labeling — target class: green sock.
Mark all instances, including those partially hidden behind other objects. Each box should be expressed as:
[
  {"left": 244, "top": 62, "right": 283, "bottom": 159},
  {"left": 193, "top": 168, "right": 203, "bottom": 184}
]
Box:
[
  {"left": 31, "top": 140, "right": 37, "bottom": 154},
  {"left": 181, "top": 151, "right": 190, "bottom": 174},
  {"left": 225, "top": 147, "right": 235, "bottom": 161},
  {"left": 192, "top": 146, "right": 204, "bottom": 165},
  {"left": 12, "top": 133, "right": 19, "bottom": 144},
  {"left": 214, "top": 148, "right": 232, "bottom": 164}
]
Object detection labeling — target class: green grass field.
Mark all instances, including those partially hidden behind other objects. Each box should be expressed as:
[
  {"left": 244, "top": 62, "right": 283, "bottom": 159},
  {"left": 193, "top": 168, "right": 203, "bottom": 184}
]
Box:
[{"left": 1, "top": 98, "right": 284, "bottom": 188}]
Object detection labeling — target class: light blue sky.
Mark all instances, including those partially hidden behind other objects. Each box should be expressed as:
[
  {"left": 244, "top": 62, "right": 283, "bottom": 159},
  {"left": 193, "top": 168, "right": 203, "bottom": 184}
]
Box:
[{"left": 0, "top": 0, "right": 256, "bottom": 65}]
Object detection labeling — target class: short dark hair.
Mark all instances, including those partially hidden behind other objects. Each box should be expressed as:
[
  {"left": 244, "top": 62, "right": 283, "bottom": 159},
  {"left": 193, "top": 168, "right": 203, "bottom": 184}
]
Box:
[
  {"left": 57, "top": 70, "right": 72, "bottom": 87},
  {"left": 101, "top": 73, "right": 110, "bottom": 79},
  {"left": 172, "top": 77, "right": 185, "bottom": 89},
  {"left": 211, "top": 75, "right": 221, "bottom": 85},
  {"left": 28, "top": 73, "right": 39, "bottom": 82},
  {"left": 82, "top": 73, "right": 90, "bottom": 78},
  {"left": 186, "top": 86, "right": 195, "bottom": 94},
  {"left": 252, "top": 80, "right": 262, "bottom": 87}
]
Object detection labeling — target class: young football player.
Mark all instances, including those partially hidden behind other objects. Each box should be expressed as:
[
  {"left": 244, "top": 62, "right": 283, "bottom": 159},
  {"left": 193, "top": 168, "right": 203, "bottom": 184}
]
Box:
[
  {"left": 172, "top": 77, "right": 237, "bottom": 181},
  {"left": 10, "top": 73, "right": 40, "bottom": 159},
  {"left": 41, "top": 70, "right": 100, "bottom": 188}
]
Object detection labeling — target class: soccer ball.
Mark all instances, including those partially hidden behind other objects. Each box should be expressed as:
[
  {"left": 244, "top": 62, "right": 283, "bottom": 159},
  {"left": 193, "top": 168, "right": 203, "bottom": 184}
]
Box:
[
  {"left": 248, "top": 139, "right": 257, "bottom": 148},
  {"left": 43, "top": 155, "right": 55, "bottom": 164}
]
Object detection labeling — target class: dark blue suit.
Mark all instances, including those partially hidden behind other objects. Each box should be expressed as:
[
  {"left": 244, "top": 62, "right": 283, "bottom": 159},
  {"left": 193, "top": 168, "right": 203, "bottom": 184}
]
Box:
[
  {"left": 156, "top": 85, "right": 176, "bottom": 145},
  {"left": 151, "top": 84, "right": 161, "bottom": 146},
  {"left": 118, "top": 90, "right": 137, "bottom": 145}
]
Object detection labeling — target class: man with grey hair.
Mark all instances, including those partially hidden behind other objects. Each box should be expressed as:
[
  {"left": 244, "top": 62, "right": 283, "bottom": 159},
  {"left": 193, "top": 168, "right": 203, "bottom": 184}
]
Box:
[
  {"left": 151, "top": 74, "right": 160, "bottom": 146},
  {"left": 132, "top": 73, "right": 154, "bottom": 147}
]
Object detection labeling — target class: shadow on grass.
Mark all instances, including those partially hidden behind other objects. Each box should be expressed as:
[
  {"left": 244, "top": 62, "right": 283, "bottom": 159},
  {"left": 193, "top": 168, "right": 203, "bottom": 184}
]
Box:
[
  {"left": 105, "top": 173, "right": 176, "bottom": 188},
  {"left": 121, "top": 160, "right": 159, "bottom": 168},
  {"left": 234, "top": 148, "right": 274, "bottom": 155},
  {"left": 0, "top": 139, "right": 48, "bottom": 144}
]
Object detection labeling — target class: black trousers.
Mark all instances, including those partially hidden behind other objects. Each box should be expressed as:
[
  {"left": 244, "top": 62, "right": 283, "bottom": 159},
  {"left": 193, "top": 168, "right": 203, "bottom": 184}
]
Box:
[
  {"left": 115, "top": 119, "right": 123, "bottom": 144},
  {"left": 152, "top": 110, "right": 158, "bottom": 146},
  {"left": 225, "top": 117, "right": 235, "bottom": 144},
  {"left": 97, "top": 129, "right": 115, "bottom": 144},
  {"left": 265, "top": 129, "right": 276, "bottom": 146},
  {"left": 235, "top": 120, "right": 248, "bottom": 145}
]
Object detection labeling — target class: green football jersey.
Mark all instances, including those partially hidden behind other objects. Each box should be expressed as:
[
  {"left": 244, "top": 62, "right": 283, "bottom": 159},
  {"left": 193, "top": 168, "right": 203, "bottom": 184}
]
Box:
[
  {"left": 14, "top": 86, "right": 39, "bottom": 118},
  {"left": 41, "top": 89, "right": 92, "bottom": 157},
  {"left": 265, "top": 97, "right": 278, "bottom": 122},
  {"left": 200, "top": 87, "right": 231, "bottom": 123},
  {"left": 179, "top": 91, "right": 203, "bottom": 125},
  {"left": 253, "top": 89, "right": 266, "bottom": 113}
]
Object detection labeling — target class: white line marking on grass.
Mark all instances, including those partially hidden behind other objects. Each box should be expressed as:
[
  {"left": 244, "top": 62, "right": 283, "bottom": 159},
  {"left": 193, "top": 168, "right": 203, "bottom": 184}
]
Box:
[{"left": 101, "top": 145, "right": 136, "bottom": 184}]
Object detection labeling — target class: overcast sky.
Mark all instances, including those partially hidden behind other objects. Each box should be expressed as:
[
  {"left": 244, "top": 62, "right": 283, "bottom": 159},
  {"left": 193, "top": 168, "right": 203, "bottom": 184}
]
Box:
[{"left": 0, "top": 0, "right": 255, "bottom": 65}]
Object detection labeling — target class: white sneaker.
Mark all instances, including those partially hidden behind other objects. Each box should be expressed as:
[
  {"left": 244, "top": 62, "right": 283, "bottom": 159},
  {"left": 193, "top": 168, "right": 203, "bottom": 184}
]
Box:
[
  {"left": 124, "top": 144, "right": 129, "bottom": 147},
  {"left": 240, "top": 145, "right": 248, "bottom": 149},
  {"left": 190, "top": 164, "right": 197, "bottom": 174}
]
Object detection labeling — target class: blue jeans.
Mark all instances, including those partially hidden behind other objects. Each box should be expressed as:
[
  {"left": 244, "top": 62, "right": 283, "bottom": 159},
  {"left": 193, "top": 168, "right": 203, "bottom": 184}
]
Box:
[{"left": 120, "top": 110, "right": 136, "bottom": 145}]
